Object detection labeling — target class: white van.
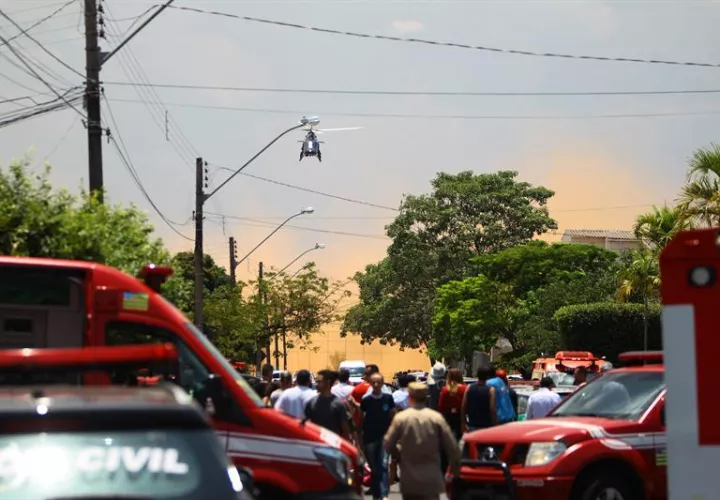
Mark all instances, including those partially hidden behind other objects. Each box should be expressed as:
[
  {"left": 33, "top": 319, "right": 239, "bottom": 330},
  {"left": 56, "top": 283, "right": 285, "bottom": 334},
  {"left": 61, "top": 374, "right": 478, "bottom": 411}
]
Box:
[{"left": 338, "top": 360, "right": 366, "bottom": 386}]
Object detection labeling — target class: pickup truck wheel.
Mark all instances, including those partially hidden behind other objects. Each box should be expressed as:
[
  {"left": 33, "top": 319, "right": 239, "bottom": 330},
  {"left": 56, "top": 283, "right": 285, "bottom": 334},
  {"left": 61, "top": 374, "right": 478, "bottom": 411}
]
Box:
[{"left": 577, "top": 473, "right": 631, "bottom": 500}]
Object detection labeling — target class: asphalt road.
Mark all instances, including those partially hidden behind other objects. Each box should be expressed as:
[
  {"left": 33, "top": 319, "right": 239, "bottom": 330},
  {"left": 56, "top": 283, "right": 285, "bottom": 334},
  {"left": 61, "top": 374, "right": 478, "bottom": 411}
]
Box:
[{"left": 364, "top": 483, "right": 449, "bottom": 499}]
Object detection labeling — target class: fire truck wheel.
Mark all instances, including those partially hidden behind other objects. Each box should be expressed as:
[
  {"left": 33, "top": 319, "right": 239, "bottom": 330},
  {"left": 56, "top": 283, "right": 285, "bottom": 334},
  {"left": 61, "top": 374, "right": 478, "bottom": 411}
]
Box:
[{"left": 575, "top": 473, "right": 632, "bottom": 500}]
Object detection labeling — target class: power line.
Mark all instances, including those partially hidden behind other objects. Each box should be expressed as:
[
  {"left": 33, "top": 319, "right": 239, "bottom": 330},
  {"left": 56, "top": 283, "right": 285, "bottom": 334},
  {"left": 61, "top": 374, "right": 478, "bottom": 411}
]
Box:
[
  {"left": 108, "top": 97, "right": 720, "bottom": 120},
  {"left": 168, "top": 4, "right": 720, "bottom": 70},
  {"left": 211, "top": 166, "right": 399, "bottom": 212},
  {"left": 205, "top": 212, "right": 391, "bottom": 240},
  {"left": 103, "top": 81, "right": 720, "bottom": 97},
  {"left": 0, "top": 7, "right": 87, "bottom": 80},
  {"left": 0, "top": 0, "right": 76, "bottom": 48},
  {"left": 104, "top": 96, "right": 194, "bottom": 241}
]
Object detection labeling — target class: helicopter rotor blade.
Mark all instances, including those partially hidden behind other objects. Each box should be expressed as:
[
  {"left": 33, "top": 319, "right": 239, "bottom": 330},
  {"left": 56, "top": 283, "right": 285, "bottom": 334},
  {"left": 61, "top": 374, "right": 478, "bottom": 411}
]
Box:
[{"left": 314, "top": 127, "right": 363, "bottom": 134}]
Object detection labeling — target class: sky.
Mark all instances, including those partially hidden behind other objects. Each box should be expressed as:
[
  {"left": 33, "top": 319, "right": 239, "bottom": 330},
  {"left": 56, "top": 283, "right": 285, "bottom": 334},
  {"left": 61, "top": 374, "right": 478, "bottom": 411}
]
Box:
[{"left": 2, "top": 0, "right": 720, "bottom": 287}]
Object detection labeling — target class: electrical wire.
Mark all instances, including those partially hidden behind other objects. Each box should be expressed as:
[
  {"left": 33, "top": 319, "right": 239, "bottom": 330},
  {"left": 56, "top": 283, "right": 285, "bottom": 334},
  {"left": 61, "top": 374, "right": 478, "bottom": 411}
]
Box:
[
  {"left": 168, "top": 4, "right": 720, "bottom": 70},
  {"left": 0, "top": 6, "right": 87, "bottom": 80},
  {"left": 103, "top": 81, "right": 720, "bottom": 97},
  {"left": 34, "top": 114, "right": 78, "bottom": 166},
  {"left": 103, "top": 95, "right": 193, "bottom": 241},
  {"left": 0, "top": 0, "right": 77, "bottom": 47},
  {"left": 205, "top": 212, "right": 390, "bottom": 240},
  {"left": 107, "top": 97, "right": 720, "bottom": 120},
  {"left": 0, "top": 30, "right": 76, "bottom": 88},
  {"left": 0, "top": 88, "right": 83, "bottom": 129},
  {"left": 103, "top": 4, "right": 200, "bottom": 168}
]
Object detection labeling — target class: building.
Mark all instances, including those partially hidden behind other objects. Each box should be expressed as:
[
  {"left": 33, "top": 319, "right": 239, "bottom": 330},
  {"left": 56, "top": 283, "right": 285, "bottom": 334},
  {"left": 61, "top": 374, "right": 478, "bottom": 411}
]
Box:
[{"left": 561, "top": 229, "right": 643, "bottom": 252}]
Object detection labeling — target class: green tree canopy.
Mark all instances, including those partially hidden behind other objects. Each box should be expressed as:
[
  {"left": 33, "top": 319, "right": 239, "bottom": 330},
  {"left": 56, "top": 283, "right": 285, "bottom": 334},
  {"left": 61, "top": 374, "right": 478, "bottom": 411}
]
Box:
[
  {"left": 343, "top": 170, "right": 557, "bottom": 349},
  {"left": 0, "top": 158, "right": 168, "bottom": 275}
]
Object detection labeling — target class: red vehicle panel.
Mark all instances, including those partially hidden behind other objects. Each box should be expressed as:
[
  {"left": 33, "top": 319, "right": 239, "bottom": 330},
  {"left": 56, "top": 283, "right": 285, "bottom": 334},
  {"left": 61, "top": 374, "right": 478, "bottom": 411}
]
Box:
[
  {"left": 0, "top": 256, "right": 361, "bottom": 500},
  {"left": 452, "top": 356, "right": 667, "bottom": 500}
]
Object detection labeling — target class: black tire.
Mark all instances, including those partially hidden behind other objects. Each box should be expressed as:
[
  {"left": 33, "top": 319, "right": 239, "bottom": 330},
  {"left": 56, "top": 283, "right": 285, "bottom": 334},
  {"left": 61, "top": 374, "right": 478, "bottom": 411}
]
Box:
[{"left": 575, "top": 472, "right": 632, "bottom": 500}]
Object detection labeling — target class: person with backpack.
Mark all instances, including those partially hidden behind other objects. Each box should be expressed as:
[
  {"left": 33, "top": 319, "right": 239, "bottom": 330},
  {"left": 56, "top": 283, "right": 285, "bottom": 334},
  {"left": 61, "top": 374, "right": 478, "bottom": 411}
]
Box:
[
  {"left": 461, "top": 364, "right": 497, "bottom": 433},
  {"left": 486, "top": 367, "right": 516, "bottom": 424}
]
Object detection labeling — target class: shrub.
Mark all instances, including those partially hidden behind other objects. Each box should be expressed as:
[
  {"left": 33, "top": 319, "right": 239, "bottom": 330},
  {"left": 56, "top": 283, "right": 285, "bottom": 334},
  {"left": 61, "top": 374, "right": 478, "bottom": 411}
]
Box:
[{"left": 554, "top": 302, "right": 661, "bottom": 363}]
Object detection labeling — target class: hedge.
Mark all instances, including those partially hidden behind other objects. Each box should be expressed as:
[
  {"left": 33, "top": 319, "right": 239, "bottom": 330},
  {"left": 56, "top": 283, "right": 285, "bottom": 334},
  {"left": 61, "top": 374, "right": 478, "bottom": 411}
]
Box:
[{"left": 553, "top": 302, "right": 662, "bottom": 363}]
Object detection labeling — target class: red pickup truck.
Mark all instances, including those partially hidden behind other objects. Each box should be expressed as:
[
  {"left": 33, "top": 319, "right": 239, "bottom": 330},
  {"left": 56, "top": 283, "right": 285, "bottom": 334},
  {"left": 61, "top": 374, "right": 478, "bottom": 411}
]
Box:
[{"left": 452, "top": 351, "right": 666, "bottom": 500}]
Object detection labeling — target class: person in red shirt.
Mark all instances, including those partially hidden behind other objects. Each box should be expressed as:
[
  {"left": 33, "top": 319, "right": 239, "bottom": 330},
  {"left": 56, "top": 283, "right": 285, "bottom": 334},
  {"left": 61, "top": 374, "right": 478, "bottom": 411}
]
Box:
[{"left": 438, "top": 368, "right": 466, "bottom": 440}]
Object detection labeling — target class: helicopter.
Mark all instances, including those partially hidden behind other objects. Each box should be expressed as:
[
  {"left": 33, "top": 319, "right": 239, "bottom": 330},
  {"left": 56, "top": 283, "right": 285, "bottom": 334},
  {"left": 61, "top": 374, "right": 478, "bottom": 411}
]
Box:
[{"left": 298, "top": 116, "right": 362, "bottom": 162}]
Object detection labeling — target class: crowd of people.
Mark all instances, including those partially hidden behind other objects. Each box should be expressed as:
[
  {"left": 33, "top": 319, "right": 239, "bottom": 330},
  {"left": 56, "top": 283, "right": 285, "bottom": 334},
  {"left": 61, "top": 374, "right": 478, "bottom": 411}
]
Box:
[{"left": 250, "top": 360, "right": 564, "bottom": 500}]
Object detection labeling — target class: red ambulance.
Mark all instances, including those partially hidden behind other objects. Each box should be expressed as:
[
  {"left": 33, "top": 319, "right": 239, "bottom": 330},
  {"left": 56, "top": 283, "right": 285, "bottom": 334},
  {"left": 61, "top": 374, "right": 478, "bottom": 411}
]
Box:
[{"left": 0, "top": 256, "right": 362, "bottom": 500}]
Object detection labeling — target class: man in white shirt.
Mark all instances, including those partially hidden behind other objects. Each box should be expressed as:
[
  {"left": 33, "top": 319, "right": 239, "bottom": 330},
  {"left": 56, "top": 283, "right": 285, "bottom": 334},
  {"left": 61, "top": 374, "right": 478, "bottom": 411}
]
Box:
[
  {"left": 526, "top": 377, "right": 562, "bottom": 420},
  {"left": 331, "top": 368, "right": 354, "bottom": 401},
  {"left": 275, "top": 369, "right": 317, "bottom": 419}
]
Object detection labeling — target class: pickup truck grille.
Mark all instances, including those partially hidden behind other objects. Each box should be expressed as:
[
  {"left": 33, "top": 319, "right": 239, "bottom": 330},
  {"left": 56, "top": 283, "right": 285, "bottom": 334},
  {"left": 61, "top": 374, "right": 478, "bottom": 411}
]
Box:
[{"left": 473, "top": 443, "right": 529, "bottom": 465}]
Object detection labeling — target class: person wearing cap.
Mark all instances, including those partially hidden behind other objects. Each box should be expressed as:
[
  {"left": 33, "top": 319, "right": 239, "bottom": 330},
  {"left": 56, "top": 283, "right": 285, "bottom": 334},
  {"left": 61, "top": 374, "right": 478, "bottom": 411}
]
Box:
[
  {"left": 427, "top": 362, "right": 446, "bottom": 411},
  {"left": 384, "top": 382, "right": 460, "bottom": 500},
  {"left": 526, "top": 376, "right": 562, "bottom": 419}
]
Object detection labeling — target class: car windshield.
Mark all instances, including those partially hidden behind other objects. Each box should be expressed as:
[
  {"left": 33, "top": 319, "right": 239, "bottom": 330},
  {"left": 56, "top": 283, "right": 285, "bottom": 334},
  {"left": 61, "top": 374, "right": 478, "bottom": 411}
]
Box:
[
  {"left": 550, "top": 371, "right": 664, "bottom": 420},
  {"left": 184, "top": 322, "right": 264, "bottom": 408},
  {"left": 0, "top": 429, "right": 238, "bottom": 499},
  {"left": 547, "top": 372, "right": 576, "bottom": 386},
  {"left": 346, "top": 367, "right": 365, "bottom": 377}
]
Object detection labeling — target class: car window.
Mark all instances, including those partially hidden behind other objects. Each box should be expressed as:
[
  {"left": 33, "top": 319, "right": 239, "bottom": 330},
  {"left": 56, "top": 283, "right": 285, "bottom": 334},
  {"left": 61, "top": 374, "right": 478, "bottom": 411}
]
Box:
[
  {"left": 0, "top": 430, "right": 238, "bottom": 499},
  {"left": 551, "top": 371, "right": 664, "bottom": 420},
  {"left": 344, "top": 367, "right": 365, "bottom": 377},
  {"left": 105, "top": 321, "right": 259, "bottom": 421}
]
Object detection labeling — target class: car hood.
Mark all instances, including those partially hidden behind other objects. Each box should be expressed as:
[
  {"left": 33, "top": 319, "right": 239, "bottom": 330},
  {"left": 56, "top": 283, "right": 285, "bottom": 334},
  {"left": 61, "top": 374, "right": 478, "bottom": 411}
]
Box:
[{"left": 464, "top": 417, "right": 646, "bottom": 446}]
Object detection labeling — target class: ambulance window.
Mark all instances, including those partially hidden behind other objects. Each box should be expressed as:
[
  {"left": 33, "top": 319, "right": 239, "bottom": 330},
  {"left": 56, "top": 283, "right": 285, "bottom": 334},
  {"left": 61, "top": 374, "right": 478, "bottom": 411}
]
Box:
[{"left": 105, "top": 322, "right": 249, "bottom": 424}]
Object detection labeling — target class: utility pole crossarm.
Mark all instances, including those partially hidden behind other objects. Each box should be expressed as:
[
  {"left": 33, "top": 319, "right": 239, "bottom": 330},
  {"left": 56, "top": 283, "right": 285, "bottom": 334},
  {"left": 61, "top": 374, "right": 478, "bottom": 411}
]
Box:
[{"left": 205, "top": 123, "right": 304, "bottom": 202}]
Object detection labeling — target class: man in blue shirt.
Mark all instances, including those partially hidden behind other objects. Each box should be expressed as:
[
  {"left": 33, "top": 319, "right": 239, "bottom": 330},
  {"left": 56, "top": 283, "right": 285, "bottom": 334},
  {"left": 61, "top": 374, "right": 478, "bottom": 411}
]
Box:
[{"left": 360, "top": 373, "right": 395, "bottom": 500}]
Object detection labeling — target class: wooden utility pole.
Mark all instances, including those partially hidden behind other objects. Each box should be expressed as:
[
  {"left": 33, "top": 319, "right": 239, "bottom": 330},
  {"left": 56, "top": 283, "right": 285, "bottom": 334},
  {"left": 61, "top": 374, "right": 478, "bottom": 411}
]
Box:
[
  {"left": 229, "top": 237, "right": 238, "bottom": 284},
  {"left": 84, "top": 0, "right": 103, "bottom": 199},
  {"left": 255, "top": 262, "right": 265, "bottom": 372},
  {"left": 193, "top": 157, "right": 205, "bottom": 330}
]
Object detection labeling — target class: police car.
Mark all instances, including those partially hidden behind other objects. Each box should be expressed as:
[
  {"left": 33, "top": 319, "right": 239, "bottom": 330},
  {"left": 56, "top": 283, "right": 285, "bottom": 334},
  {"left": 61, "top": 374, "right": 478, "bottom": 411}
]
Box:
[{"left": 0, "top": 344, "right": 257, "bottom": 499}]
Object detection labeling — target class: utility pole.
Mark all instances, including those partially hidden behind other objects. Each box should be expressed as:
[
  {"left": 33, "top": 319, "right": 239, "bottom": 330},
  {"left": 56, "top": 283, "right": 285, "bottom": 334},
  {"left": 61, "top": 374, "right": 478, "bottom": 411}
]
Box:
[
  {"left": 282, "top": 320, "right": 287, "bottom": 370},
  {"left": 274, "top": 319, "right": 281, "bottom": 370},
  {"left": 193, "top": 158, "right": 205, "bottom": 330},
  {"left": 229, "top": 237, "right": 238, "bottom": 284},
  {"left": 255, "top": 262, "right": 266, "bottom": 373},
  {"left": 85, "top": 0, "right": 103, "bottom": 199}
]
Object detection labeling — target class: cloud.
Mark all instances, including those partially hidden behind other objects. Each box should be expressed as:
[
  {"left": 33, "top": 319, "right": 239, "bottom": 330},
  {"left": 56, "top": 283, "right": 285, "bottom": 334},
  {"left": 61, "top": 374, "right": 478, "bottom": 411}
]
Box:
[{"left": 392, "top": 20, "right": 425, "bottom": 33}]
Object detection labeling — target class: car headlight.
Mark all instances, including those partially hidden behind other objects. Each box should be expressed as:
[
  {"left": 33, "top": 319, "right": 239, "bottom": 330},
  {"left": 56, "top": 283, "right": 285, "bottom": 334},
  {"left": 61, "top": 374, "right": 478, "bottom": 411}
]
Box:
[
  {"left": 525, "top": 442, "right": 567, "bottom": 467},
  {"left": 314, "top": 447, "right": 352, "bottom": 485}
]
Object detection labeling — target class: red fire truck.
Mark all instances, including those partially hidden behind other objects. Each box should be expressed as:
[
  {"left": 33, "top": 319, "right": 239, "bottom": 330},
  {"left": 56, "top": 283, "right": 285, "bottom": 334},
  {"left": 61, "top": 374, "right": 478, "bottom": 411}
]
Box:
[{"left": 0, "top": 256, "right": 362, "bottom": 500}]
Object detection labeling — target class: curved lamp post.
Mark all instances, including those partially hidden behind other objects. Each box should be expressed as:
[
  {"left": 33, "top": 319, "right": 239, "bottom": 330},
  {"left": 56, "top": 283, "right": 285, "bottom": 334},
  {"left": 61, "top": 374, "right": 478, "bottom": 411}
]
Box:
[
  {"left": 235, "top": 207, "right": 315, "bottom": 268},
  {"left": 272, "top": 242, "right": 327, "bottom": 369},
  {"left": 270, "top": 242, "right": 327, "bottom": 281}
]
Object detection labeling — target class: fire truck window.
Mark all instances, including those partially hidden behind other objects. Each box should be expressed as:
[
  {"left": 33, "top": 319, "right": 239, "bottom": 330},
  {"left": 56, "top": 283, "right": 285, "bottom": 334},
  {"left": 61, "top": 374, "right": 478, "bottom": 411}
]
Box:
[{"left": 104, "top": 322, "right": 247, "bottom": 424}]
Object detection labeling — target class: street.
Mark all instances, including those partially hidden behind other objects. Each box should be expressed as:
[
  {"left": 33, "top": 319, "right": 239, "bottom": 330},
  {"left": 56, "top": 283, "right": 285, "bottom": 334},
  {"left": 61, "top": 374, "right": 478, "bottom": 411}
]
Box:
[{"left": 364, "top": 483, "right": 449, "bottom": 499}]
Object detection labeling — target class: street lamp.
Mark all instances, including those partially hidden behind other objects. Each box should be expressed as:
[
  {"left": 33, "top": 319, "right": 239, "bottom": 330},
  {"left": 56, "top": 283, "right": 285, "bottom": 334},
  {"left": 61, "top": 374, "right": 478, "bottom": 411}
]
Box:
[
  {"left": 234, "top": 207, "right": 315, "bottom": 268},
  {"left": 193, "top": 116, "right": 320, "bottom": 332},
  {"left": 271, "top": 242, "right": 327, "bottom": 369},
  {"left": 270, "top": 242, "right": 327, "bottom": 280}
]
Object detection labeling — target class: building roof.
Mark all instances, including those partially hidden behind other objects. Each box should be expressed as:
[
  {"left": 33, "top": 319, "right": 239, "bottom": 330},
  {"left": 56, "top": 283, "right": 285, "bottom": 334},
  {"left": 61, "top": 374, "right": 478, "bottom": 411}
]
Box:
[{"left": 562, "top": 229, "right": 638, "bottom": 241}]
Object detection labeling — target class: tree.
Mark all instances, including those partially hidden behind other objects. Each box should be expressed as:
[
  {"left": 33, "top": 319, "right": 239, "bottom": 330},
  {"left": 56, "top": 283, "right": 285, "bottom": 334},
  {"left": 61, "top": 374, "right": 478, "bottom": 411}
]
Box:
[
  {"left": 260, "top": 263, "right": 350, "bottom": 358},
  {"left": 204, "top": 283, "right": 259, "bottom": 362},
  {"left": 0, "top": 158, "right": 168, "bottom": 274},
  {"left": 431, "top": 242, "right": 618, "bottom": 370},
  {"left": 678, "top": 143, "right": 720, "bottom": 227},
  {"left": 163, "top": 251, "right": 233, "bottom": 317},
  {"left": 343, "top": 171, "right": 557, "bottom": 350},
  {"left": 633, "top": 205, "right": 689, "bottom": 251},
  {"left": 616, "top": 248, "right": 660, "bottom": 351}
]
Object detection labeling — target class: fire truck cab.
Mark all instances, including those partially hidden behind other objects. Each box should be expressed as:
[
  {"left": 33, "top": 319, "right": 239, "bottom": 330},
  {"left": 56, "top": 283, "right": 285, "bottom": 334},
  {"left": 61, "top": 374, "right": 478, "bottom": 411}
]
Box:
[
  {"left": 0, "top": 257, "right": 362, "bottom": 500},
  {"left": 530, "top": 351, "right": 604, "bottom": 386}
]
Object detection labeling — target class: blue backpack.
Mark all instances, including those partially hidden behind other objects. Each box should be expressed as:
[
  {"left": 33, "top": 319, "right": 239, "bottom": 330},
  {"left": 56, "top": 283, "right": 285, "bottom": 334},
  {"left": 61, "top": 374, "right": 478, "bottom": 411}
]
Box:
[{"left": 487, "top": 377, "right": 516, "bottom": 424}]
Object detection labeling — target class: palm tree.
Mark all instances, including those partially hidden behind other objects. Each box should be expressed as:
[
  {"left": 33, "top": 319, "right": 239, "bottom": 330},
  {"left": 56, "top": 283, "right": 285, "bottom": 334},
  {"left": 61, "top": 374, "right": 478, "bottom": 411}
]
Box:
[
  {"left": 617, "top": 249, "right": 661, "bottom": 352},
  {"left": 678, "top": 143, "right": 720, "bottom": 227},
  {"left": 634, "top": 205, "right": 690, "bottom": 252}
]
